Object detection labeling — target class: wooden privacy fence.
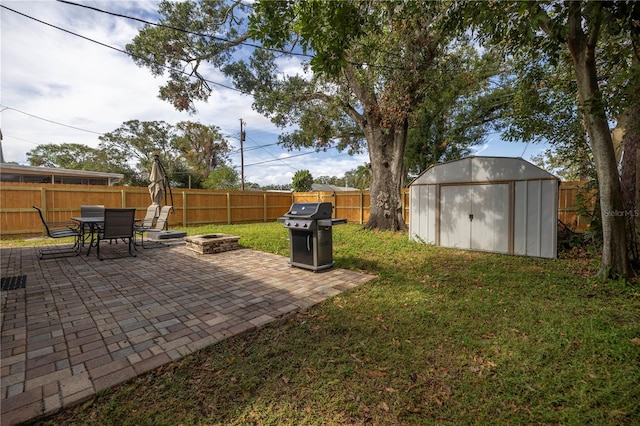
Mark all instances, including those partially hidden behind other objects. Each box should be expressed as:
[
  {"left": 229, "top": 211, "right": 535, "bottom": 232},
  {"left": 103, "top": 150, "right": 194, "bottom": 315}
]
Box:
[
  {"left": 0, "top": 181, "right": 589, "bottom": 239},
  {"left": 557, "top": 180, "right": 594, "bottom": 232}
]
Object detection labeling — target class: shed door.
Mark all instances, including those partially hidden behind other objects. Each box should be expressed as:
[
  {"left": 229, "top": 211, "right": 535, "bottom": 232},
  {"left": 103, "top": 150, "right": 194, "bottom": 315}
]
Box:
[
  {"left": 440, "top": 185, "right": 471, "bottom": 249},
  {"left": 440, "top": 184, "right": 510, "bottom": 253}
]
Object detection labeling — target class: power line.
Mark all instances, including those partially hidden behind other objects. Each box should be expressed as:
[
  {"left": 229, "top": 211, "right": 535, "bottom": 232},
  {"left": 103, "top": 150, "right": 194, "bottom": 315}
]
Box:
[
  {"left": 0, "top": 4, "right": 245, "bottom": 95},
  {"left": 0, "top": 105, "right": 104, "bottom": 135},
  {"left": 0, "top": 132, "right": 42, "bottom": 146},
  {"left": 1, "top": 101, "right": 319, "bottom": 170},
  {"left": 55, "top": 0, "right": 422, "bottom": 72},
  {"left": 245, "top": 134, "right": 299, "bottom": 171},
  {"left": 245, "top": 149, "right": 330, "bottom": 167},
  {"left": 56, "top": 0, "right": 313, "bottom": 59}
]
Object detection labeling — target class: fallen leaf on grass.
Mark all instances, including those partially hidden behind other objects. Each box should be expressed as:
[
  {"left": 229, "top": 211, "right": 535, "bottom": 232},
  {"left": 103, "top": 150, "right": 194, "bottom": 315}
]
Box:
[
  {"left": 366, "top": 370, "right": 388, "bottom": 378},
  {"left": 385, "top": 387, "right": 398, "bottom": 393},
  {"left": 281, "top": 375, "right": 290, "bottom": 384},
  {"left": 378, "top": 401, "right": 390, "bottom": 412},
  {"left": 351, "top": 353, "right": 364, "bottom": 363},
  {"left": 406, "top": 383, "right": 418, "bottom": 392},
  {"left": 630, "top": 337, "right": 640, "bottom": 345}
]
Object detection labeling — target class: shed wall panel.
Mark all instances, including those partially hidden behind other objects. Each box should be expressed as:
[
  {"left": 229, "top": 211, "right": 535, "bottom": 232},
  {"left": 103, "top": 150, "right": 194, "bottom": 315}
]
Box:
[
  {"left": 526, "top": 180, "right": 543, "bottom": 256},
  {"left": 539, "top": 180, "right": 558, "bottom": 258},
  {"left": 513, "top": 180, "right": 558, "bottom": 258},
  {"left": 409, "top": 185, "right": 436, "bottom": 243},
  {"left": 440, "top": 185, "right": 471, "bottom": 249},
  {"left": 513, "top": 181, "right": 528, "bottom": 256},
  {"left": 470, "top": 184, "right": 509, "bottom": 253}
]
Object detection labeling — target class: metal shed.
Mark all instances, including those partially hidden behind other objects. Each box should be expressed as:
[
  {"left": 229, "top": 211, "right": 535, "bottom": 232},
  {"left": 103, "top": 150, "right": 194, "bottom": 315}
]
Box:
[{"left": 409, "top": 156, "right": 559, "bottom": 258}]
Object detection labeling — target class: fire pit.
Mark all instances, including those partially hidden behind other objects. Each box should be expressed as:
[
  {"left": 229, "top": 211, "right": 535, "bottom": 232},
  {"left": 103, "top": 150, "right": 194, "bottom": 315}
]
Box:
[{"left": 184, "top": 234, "right": 240, "bottom": 255}]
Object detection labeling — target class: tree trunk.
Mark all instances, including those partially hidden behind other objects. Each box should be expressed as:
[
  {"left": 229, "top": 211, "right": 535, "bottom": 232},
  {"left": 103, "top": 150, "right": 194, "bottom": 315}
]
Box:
[
  {"left": 617, "top": 105, "right": 640, "bottom": 264},
  {"left": 616, "top": 52, "right": 640, "bottom": 264},
  {"left": 566, "top": 4, "right": 631, "bottom": 277},
  {"left": 363, "top": 121, "right": 408, "bottom": 231}
]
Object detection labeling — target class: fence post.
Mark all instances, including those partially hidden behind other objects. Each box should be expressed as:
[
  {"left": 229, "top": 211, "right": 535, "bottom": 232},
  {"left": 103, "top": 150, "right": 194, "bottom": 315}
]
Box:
[
  {"left": 182, "top": 191, "right": 187, "bottom": 227},
  {"left": 227, "top": 192, "right": 232, "bottom": 225},
  {"left": 359, "top": 191, "right": 364, "bottom": 224},
  {"left": 263, "top": 193, "right": 267, "bottom": 222},
  {"left": 41, "top": 188, "right": 47, "bottom": 219}
]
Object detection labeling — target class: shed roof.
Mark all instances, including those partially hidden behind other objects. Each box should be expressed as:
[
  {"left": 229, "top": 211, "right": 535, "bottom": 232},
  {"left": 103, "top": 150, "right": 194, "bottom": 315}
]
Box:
[{"left": 410, "top": 156, "right": 558, "bottom": 185}]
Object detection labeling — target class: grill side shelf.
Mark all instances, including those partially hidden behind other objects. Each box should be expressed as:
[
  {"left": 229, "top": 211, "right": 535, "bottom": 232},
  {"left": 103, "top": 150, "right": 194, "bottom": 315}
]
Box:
[{"left": 317, "top": 218, "right": 347, "bottom": 226}]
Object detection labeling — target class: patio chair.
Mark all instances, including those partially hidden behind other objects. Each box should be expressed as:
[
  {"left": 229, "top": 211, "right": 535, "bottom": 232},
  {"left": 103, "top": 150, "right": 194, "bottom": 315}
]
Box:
[
  {"left": 80, "top": 205, "right": 104, "bottom": 245},
  {"left": 95, "top": 208, "right": 136, "bottom": 260},
  {"left": 138, "top": 205, "right": 173, "bottom": 247},
  {"left": 134, "top": 204, "right": 160, "bottom": 247},
  {"left": 152, "top": 205, "right": 173, "bottom": 231},
  {"left": 33, "top": 206, "right": 82, "bottom": 259}
]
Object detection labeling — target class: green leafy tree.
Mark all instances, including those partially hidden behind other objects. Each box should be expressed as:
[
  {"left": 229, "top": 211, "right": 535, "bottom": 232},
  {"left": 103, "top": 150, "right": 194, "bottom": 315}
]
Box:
[
  {"left": 173, "top": 121, "right": 231, "bottom": 184},
  {"left": 98, "top": 119, "right": 199, "bottom": 188},
  {"left": 292, "top": 169, "right": 313, "bottom": 192},
  {"left": 127, "top": 0, "right": 459, "bottom": 231},
  {"left": 405, "top": 45, "right": 500, "bottom": 178},
  {"left": 451, "top": 1, "right": 638, "bottom": 277},
  {"left": 203, "top": 165, "right": 240, "bottom": 190},
  {"left": 531, "top": 147, "right": 593, "bottom": 182},
  {"left": 27, "top": 143, "right": 99, "bottom": 169},
  {"left": 345, "top": 165, "right": 372, "bottom": 190},
  {"left": 26, "top": 143, "right": 139, "bottom": 185},
  {"left": 98, "top": 120, "right": 177, "bottom": 173}
]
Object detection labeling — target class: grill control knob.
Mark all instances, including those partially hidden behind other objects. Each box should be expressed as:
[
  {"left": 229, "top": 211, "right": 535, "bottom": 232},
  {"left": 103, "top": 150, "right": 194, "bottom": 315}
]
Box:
[
  {"left": 294, "top": 222, "right": 299, "bottom": 227},
  {"left": 303, "top": 223, "right": 308, "bottom": 228}
]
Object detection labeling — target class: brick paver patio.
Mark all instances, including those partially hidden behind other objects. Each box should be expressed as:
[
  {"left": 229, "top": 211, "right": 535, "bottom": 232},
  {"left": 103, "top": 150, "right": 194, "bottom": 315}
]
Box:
[{"left": 0, "top": 241, "right": 376, "bottom": 425}]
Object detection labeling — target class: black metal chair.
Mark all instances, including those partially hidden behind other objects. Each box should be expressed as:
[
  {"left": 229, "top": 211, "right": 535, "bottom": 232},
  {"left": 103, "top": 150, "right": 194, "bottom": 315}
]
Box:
[
  {"left": 96, "top": 208, "right": 136, "bottom": 260},
  {"left": 80, "top": 204, "right": 105, "bottom": 245},
  {"left": 33, "top": 206, "right": 82, "bottom": 259}
]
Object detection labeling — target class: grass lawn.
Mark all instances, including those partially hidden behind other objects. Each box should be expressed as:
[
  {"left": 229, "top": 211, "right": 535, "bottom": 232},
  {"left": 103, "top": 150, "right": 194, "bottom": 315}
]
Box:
[{"left": 4, "top": 223, "right": 639, "bottom": 425}]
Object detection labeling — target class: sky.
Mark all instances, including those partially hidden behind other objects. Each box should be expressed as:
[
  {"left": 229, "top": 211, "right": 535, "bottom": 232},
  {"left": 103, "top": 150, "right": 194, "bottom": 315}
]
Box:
[{"left": 0, "top": 0, "right": 547, "bottom": 186}]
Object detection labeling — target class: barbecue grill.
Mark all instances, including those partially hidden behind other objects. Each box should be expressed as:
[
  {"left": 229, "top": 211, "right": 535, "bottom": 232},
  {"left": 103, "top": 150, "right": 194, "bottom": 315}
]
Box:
[{"left": 279, "top": 202, "right": 347, "bottom": 271}]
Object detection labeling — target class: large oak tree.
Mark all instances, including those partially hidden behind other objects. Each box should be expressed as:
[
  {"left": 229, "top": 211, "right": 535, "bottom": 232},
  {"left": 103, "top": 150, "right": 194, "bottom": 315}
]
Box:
[{"left": 126, "top": 0, "right": 461, "bottom": 230}]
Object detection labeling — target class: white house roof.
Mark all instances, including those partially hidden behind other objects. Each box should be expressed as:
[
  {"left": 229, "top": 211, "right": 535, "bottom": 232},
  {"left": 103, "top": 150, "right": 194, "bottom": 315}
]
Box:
[
  {"left": 410, "top": 156, "right": 558, "bottom": 185},
  {"left": 0, "top": 163, "right": 124, "bottom": 185}
]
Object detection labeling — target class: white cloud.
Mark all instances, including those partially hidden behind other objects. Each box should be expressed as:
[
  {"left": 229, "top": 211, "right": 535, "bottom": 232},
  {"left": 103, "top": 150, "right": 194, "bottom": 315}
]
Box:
[
  {"left": 0, "top": 0, "right": 367, "bottom": 185},
  {"left": 2, "top": 1, "right": 536, "bottom": 186}
]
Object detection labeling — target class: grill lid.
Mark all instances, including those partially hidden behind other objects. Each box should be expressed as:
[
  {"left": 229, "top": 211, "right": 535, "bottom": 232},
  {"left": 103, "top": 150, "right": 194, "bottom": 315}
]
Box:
[{"left": 284, "top": 202, "right": 333, "bottom": 219}]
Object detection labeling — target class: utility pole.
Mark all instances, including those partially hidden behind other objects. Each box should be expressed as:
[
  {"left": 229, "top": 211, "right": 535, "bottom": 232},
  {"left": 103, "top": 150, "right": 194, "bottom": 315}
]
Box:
[{"left": 239, "top": 118, "right": 246, "bottom": 190}]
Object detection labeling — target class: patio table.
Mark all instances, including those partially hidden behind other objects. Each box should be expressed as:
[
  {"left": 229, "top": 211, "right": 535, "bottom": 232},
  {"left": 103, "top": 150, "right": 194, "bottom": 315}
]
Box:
[{"left": 71, "top": 216, "right": 104, "bottom": 255}]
